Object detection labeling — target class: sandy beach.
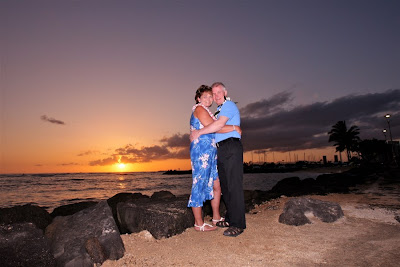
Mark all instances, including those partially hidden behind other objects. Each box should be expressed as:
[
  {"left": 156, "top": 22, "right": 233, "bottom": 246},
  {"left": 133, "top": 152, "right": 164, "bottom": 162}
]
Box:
[{"left": 103, "top": 171, "right": 400, "bottom": 267}]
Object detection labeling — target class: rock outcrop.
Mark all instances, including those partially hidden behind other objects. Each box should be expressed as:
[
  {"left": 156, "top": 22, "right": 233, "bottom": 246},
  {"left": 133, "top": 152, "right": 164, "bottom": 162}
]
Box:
[
  {"left": 50, "top": 201, "right": 98, "bottom": 217},
  {"left": 0, "top": 204, "right": 53, "bottom": 231},
  {"left": 271, "top": 170, "right": 379, "bottom": 197},
  {"left": 117, "top": 196, "right": 194, "bottom": 239},
  {"left": 279, "top": 197, "right": 344, "bottom": 226},
  {"left": 107, "top": 192, "right": 150, "bottom": 232},
  {"left": 45, "top": 201, "right": 124, "bottom": 266},
  {"left": 0, "top": 223, "right": 56, "bottom": 267}
]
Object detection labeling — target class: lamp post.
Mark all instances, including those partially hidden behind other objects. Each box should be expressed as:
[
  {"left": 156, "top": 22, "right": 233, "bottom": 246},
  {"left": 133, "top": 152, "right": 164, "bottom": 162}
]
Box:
[
  {"left": 385, "top": 114, "right": 393, "bottom": 143},
  {"left": 385, "top": 113, "right": 398, "bottom": 166},
  {"left": 382, "top": 129, "right": 387, "bottom": 141}
]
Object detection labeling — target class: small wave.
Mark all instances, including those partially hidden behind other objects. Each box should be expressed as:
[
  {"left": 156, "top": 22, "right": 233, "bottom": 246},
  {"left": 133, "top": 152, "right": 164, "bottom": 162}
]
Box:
[
  {"left": 0, "top": 174, "right": 28, "bottom": 178},
  {"left": 153, "top": 185, "right": 174, "bottom": 190},
  {"left": 134, "top": 187, "right": 145, "bottom": 191},
  {"left": 86, "top": 187, "right": 104, "bottom": 191},
  {"left": 32, "top": 174, "right": 56, "bottom": 177},
  {"left": 65, "top": 198, "right": 92, "bottom": 202}
]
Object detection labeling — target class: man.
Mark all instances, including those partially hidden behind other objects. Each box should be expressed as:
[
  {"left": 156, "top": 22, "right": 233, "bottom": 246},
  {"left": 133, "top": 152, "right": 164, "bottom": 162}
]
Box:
[{"left": 190, "top": 82, "right": 246, "bottom": 237}]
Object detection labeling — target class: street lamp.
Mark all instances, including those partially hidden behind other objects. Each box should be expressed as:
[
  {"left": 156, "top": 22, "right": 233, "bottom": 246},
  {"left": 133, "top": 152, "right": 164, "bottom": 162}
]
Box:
[
  {"left": 382, "top": 129, "right": 387, "bottom": 141},
  {"left": 385, "top": 114, "right": 393, "bottom": 143},
  {"left": 385, "top": 113, "right": 398, "bottom": 166}
]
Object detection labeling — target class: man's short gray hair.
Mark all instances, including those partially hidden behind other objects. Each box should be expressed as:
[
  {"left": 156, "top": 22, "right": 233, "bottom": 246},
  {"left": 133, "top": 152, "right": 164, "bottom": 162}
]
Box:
[{"left": 211, "top": 82, "right": 226, "bottom": 90}]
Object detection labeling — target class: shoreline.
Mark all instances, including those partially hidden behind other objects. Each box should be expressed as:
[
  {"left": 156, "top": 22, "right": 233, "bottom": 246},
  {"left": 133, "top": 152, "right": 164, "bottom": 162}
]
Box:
[
  {"left": 0, "top": 170, "right": 329, "bottom": 211},
  {"left": 163, "top": 165, "right": 354, "bottom": 175},
  {"left": 293, "top": 165, "right": 353, "bottom": 174}
]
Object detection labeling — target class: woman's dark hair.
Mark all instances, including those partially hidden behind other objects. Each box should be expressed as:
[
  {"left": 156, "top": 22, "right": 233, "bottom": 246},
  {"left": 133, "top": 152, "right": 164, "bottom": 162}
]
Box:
[{"left": 195, "top": 85, "right": 212, "bottom": 103}]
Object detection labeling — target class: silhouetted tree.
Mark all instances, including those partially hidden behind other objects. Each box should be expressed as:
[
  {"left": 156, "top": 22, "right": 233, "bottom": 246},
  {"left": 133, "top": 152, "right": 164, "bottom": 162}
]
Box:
[
  {"left": 328, "top": 120, "right": 360, "bottom": 162},
  {"left": 358, "top": 139, "right": 388, "bottom": 164}
]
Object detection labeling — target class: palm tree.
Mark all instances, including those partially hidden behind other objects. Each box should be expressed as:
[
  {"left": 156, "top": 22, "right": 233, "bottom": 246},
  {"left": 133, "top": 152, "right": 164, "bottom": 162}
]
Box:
[{"left": 328, "top": 121, "right": 360, "bottom": 162}]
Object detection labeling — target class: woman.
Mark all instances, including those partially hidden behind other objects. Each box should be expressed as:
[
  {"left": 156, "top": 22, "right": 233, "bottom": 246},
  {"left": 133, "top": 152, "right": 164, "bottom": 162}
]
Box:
[{"left": 188, "top": 85, "right": 241, "bottom": 231}]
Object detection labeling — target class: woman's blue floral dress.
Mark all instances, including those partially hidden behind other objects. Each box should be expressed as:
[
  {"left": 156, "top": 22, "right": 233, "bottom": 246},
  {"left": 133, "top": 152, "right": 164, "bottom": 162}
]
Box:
[{"left": 188, "top": 104, "right": 218, "bottom": 207}]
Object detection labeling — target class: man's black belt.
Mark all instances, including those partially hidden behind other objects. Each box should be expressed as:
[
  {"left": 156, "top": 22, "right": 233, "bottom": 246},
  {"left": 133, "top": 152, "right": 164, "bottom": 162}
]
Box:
[{"left": 216, "top": 137, "right": 240, "bottom": 147}]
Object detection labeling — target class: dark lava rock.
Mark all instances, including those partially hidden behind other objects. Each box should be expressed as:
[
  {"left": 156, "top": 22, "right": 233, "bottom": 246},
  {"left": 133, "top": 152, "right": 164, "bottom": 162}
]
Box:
[
  {"left": 243, "top": 190, "right": 281, "bottom": 212},
  {"left": 0, "top": 204, "right": 52, "bottom": 231},
  {"left": 85, "top": 236, "right": 107, "bottom": 264},
  {"left": 117, "top": 197, "right": 194, "bottom": 239},
  {"left": 0, "top": 223, "right": 56, "bottom": 267},
  {"left": 45, "top": 201, "right": 124, "bottom": 267},
  {"left": 151, "top": 190, "right": 176, "bottom": 200},
  {"left": 107, "top": 192, "right": 150, "bottom": 233},
  {"left": 50, "top": 201, "right": 98, "bottom": 217},
  {"left": 270, "top": 177, "right": 302, "bottom": 196},
  {"left": 279, "top": 197, "right": 344, "bottom": 226}
]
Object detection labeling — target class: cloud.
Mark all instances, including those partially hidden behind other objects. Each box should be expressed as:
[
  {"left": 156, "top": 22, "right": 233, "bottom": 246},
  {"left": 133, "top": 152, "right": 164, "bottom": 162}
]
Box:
[
  {"left": 40, "top": 115, "right": 65, "bottom": 125},
  {"left": 89, "top": 156, "right": 118, "bottom": 166},
  {"left": 160, "top": 133, "right": 189, "bottom": 148},
  {"left": 58, "top": 162, "right": 79, "bottom": 166},
  {"left": 89, "top": 89, "right": 400, "bottom": 166},
  {"left": 89, "top": 137, "right": 190, "bottom": 166},
  {"left": 240, "top": 91, "right": 293, "bottom": 118},
  {"left": 241, "top": 89, "right": 400, "bottom": 152},
  {"left": 77, "top": 150, "right": 100, "bottom": 156}
]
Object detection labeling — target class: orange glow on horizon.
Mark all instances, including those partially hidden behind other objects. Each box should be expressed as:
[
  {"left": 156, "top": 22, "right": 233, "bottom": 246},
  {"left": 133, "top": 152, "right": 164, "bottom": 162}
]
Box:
[
  {"left": 0, "top": 158, "right": 192, "bottom": 174},
  {"left": 0, "top": 150, "right": 347, "bottom": 174}
]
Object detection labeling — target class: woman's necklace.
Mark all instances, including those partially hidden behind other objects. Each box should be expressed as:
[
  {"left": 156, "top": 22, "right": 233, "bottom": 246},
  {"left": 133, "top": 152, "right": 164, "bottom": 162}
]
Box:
[{"left": 193, "top": 103, "right": 216, "bottom": 120}]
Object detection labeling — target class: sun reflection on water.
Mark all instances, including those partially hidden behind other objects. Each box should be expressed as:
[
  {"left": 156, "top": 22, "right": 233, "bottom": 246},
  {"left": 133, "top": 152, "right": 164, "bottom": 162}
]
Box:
[{"left": 117, "top": 176, "right": 126, "bottom": 189}]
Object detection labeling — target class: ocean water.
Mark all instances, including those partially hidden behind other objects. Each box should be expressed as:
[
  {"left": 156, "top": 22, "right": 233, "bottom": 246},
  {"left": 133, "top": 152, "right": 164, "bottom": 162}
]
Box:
[{"left": 0, "top": 172, "right": 323, "bottom": 212}]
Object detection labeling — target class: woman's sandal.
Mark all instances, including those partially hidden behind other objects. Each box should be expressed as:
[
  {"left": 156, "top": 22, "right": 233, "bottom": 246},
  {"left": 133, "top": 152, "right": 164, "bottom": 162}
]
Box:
[
  {"left": 223, "top": 226, "right": 244, "bottom": 237},
  {"left": 194, "top": 223, "right": 217, "bottom": 232}
]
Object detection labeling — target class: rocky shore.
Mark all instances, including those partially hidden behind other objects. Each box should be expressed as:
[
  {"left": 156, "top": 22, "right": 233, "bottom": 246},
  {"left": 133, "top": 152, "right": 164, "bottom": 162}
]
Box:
[{"left": 1, "top": 166, "right": 399, "bottom": 266}]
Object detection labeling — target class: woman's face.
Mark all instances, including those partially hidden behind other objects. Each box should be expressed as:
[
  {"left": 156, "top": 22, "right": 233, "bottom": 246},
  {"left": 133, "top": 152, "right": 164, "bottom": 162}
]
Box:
[{"left": 198, "top": 92, "right": 213, "bottom": 107}]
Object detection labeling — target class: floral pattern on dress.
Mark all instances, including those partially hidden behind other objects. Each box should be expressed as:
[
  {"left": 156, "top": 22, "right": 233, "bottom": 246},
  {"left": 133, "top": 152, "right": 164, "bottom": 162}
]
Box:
[{"left": 188, "top": 104, "right": 218, "bottom": 208}]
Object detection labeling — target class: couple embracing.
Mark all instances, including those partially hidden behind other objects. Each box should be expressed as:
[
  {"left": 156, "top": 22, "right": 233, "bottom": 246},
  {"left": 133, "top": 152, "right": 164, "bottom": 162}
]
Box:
[{"left": 189, "top": 82, "right": 246, "bottom": 237}]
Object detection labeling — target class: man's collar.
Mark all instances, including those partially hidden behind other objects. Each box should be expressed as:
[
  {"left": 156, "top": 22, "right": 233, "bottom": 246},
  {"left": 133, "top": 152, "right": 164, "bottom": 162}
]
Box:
[{"left": 217, "top": 100, "right": 227, "bottom": 108}]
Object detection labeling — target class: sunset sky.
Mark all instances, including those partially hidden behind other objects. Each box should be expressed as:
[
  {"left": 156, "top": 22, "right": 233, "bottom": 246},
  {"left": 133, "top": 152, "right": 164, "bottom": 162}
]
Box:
[{"left": 1, "top": 0, "right": 399, "bottom": 174}]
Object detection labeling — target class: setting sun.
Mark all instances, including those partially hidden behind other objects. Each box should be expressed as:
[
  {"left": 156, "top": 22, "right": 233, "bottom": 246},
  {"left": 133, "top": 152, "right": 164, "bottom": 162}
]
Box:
[{"left": 118, "top": 163, "right": 126, "bottom": 170}]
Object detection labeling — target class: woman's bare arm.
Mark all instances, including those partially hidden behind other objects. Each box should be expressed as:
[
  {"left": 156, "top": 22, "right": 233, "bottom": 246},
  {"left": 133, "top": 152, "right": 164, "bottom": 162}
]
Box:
[
  {"left": 194, "top": 106, "right": 214, "bottom": 126},
  {"left": 217, "top": 125, "right": 242, "bottom": 135},
  {"left": 194, "top": 106, "right": 241, "bottom": 134}
]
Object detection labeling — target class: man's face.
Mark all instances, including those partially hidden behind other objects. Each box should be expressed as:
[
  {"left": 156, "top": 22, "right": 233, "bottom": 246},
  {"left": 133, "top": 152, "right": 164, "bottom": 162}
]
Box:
[{"left": 212, "top": 85, "right": 226, "bottom": 106}]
